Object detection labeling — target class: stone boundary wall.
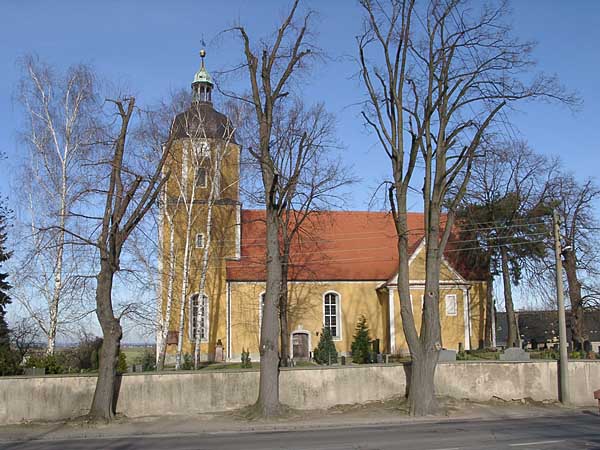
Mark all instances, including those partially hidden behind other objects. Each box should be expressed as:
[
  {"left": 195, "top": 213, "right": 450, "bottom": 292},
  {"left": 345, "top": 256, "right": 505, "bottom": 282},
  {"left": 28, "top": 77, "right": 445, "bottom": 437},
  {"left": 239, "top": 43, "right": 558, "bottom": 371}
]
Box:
[{"left": 0, "top": 361, "right": 598, "bottom": 425}]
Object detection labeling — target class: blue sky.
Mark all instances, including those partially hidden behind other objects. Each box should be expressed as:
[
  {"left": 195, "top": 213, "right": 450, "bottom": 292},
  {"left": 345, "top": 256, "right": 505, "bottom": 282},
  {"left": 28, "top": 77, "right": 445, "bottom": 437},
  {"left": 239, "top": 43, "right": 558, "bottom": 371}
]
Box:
[
  {"left": 1, "top": 0, "right": 598, "bottom": 209},
  {"left": 1, "top": 1, "right": 598, "bottom": 340}
]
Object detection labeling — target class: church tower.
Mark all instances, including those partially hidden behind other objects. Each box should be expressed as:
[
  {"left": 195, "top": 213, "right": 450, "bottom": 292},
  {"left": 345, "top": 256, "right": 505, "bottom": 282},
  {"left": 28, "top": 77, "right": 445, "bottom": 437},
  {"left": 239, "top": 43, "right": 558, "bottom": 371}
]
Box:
[{"left": 160, "top": 49, "right": 241, "bottom": 365}]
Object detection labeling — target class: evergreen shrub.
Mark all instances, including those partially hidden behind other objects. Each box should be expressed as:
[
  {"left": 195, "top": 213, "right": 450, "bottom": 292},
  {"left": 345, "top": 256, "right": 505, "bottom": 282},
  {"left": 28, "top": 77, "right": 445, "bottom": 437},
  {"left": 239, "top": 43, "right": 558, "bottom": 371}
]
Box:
[
  {"left": 314, "top": 327, "right": 337, "bottom": 365},
  {"left": 351, "top": 315, "right": 371, "bottom": 364}
]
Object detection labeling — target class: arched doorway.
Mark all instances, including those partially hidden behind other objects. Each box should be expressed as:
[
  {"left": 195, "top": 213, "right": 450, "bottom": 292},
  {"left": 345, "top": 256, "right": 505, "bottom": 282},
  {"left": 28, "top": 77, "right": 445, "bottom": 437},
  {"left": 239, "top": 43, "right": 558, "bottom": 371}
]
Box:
[{"left": 291, "top": 330, "right": 310, "bottom": 361}]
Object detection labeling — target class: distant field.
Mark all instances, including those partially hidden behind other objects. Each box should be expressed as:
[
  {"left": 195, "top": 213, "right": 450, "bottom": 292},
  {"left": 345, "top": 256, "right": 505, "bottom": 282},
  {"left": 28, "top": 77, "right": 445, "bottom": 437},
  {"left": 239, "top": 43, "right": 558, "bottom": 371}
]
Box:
[{"left": 121, "top": 345, "right": 154, "bottom": 364}]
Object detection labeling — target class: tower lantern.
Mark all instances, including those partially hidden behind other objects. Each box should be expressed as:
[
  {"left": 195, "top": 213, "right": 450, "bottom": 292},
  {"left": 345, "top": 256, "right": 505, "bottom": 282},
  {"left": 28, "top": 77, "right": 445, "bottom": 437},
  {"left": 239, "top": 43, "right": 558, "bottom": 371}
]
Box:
[{"left": 192, "top": 48, "right": 213, "bottom": 103}]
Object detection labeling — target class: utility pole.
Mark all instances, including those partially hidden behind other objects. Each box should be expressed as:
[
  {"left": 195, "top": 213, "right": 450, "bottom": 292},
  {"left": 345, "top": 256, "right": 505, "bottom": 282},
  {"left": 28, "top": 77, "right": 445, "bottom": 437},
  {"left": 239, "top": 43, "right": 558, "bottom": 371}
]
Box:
[{"left": 552, "top": 208, "right": 570, "bottom": 404}]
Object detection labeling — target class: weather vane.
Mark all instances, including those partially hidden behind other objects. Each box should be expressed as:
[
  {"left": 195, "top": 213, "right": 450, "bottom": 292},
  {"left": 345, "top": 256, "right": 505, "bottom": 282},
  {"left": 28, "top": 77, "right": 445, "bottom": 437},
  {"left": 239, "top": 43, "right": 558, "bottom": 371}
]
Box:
[{"left": 200, "top": 36, "right": 207, "bottom": 59}]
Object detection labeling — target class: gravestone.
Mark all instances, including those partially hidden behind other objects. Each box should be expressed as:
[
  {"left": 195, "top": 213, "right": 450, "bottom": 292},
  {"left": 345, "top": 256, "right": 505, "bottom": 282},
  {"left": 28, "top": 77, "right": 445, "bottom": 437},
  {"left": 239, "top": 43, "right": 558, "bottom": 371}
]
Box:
[
  {"left": 215, "top": 344, "right": 224, "bottom": 362},
  {"left": 438, "top": 349, "right": 457, "bottom": 362},
  {"left": 376, "top": 353, "right": 383, "bottom": 364},
  {"left": 499, "top": 347, "right": 530, "bottom": 361}
]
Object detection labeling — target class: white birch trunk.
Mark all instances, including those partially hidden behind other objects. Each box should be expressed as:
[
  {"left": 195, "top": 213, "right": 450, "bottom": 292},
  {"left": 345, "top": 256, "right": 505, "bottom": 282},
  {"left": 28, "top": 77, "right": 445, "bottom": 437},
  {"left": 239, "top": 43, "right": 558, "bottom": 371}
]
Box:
[
  {"left": 193, "top": 142, "right": 225, "bottom": 368},
  {"left": 47, "top": 157, "right": 68, "bottom": 355},
  {"left": 157, "top": 203, "right": 177, "bottom": 369},
  {"left": 174, "top": 145, "right": 197, "bottom": 370}
]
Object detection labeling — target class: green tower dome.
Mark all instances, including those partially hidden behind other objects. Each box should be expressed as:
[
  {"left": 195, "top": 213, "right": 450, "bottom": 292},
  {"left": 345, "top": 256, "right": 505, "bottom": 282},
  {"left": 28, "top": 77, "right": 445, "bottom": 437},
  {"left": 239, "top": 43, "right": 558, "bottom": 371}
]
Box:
[{"left": 192, "top": 49, "right": 213, "bottom": 103}]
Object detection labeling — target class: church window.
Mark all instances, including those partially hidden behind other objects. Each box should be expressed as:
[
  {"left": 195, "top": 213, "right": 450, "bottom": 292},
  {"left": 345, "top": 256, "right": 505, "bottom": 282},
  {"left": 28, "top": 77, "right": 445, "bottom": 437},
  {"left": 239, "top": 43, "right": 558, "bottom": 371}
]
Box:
[
  {"left": 197, "top": 141, "right": 210, "bottom": 158},
  {"left": 445, "top": 294, "right": 458, "bottom": 316},
  {"left": 195, "top": 167, "right": 207, "bottom": 187},
  {"left": 323, "top": 291, "right": 341, "bottom": 339},
  {"left": 190, "top": 293, "right": 209, "bottom": 341}
]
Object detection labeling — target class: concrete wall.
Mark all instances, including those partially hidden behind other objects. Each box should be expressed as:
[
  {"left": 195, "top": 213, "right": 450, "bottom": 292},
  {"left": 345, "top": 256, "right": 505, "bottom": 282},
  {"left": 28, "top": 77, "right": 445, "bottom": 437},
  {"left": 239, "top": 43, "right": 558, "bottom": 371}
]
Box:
[
  {"left": 281, "top": 365, "right": 408, "bottom": 410},
  {"left": 1, "top": 361, "right": 598, "bottom": 425}
]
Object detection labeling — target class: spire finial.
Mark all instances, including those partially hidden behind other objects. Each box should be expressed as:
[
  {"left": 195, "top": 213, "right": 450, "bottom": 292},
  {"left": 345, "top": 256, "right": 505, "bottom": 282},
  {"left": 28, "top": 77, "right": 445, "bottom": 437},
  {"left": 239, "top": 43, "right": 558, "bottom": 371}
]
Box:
[{"left": 199, "top": 48, "right": 206, "bottom": 69}]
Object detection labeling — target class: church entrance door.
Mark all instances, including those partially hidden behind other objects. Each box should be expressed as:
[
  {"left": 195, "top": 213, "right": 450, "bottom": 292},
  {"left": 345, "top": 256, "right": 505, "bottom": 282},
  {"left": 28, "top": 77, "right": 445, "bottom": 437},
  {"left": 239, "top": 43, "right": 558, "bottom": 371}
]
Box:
[{"left": 292, "top": 331, "right": 309, "bottom": 360}]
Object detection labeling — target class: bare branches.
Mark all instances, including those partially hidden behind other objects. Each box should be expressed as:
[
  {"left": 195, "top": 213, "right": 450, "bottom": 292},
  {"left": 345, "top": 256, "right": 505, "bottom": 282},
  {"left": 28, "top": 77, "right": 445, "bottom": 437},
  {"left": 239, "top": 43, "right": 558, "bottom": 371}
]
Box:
[
  {"left": 358, "top": 0, "right": 576, "bottom": 416},
  {"left": 15, "top": 55, "right": 100, "bottom": 353}
]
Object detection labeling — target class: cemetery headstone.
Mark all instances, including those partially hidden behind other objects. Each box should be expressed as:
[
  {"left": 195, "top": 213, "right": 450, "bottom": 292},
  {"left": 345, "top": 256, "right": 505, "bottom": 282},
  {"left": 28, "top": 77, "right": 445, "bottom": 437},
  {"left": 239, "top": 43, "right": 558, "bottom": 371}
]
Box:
[
  {"left": 438, "top": 349, "right": 457, "bottom": 362},
  {"left": 499, "top": 347, "right": 530, "bottom": 361}
]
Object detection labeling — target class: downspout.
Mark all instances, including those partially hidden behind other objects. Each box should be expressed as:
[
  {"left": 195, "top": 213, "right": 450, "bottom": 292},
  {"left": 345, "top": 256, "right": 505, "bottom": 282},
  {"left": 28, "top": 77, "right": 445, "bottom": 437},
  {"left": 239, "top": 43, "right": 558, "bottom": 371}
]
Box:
[
  {"left": 491, "top": 301, "right": 497, "bottom": 348},
  {"left": 388, "top": 286, "right": 396, "bottom": 354},
  {"left": 466, "top": 285, "right": 473, "bottom": 351},
  {"left": 227, "top": 281, "right": 232, "bottom": 361}
]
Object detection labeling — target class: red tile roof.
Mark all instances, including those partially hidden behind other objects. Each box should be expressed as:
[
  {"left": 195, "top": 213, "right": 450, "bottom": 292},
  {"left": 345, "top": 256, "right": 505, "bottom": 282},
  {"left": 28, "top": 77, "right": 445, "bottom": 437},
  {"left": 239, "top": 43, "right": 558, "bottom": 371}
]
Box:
[{"left": 226, "top": 210, "right": 433, "bottom": 282}]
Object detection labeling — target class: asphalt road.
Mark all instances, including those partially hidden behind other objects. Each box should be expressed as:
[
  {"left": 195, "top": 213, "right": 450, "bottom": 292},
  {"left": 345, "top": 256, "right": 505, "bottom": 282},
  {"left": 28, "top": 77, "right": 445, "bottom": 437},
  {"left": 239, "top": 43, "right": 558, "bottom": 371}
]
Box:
[{"left": 1, "top": 413, "right": 599, "bottom": 450}]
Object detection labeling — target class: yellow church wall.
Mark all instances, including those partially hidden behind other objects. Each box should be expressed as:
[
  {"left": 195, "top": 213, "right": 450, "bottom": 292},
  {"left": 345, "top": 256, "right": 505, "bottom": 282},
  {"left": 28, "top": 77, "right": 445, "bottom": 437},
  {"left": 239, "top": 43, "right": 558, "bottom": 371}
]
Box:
[
  {"left": 229, "top": 281, "right": 386, "bottom": 358},
  {"left": 161, "top": 136, "right": 240, "bottom": 363},
  {"left": 408, "top": 246, "right": 460, "bottom": 281},
  {"left": 160, "top": 136, "right": 488, "bottom": 362},
  {"left": 392, "top": 287, "right": 466, "bottom": 353},
  {"left": 468, "top": 281, "right": 487, "bottom": 349},
  {"left": 163, "top": 139, "right": 239, "bottom": 203}
]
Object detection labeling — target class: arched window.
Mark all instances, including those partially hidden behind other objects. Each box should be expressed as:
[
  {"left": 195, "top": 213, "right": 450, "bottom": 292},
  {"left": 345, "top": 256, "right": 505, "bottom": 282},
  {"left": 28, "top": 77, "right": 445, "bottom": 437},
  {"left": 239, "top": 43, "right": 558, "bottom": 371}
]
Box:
[
  {"left": 190, "top": 293, "right": 209, "bottom": 341},
  {"left": 323, "top": 292, "right": 341, "bottom": 339}
]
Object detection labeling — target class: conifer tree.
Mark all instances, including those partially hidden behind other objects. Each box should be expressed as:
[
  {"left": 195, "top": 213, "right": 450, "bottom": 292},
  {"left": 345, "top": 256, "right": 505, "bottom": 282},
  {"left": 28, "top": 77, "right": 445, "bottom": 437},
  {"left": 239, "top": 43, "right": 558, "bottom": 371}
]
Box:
[
  {"left": 351, "top": 315, "right": 371, "bottom": 364},
  {"left": 314, "top": 327, "right": 337, "bottom": 365},
  {"left": 0, "top": 201, "right": 12, "bottom": 349}
]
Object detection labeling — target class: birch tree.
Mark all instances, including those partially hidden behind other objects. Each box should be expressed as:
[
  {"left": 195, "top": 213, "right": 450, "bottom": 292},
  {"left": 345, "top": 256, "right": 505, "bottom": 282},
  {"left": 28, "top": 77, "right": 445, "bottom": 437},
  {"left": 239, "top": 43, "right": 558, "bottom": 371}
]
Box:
[
  {"left": 192, "top": 125, "right": 236, "bottom": 369},
  {"left": 15, "top": 56, "right": 98, "bottom": 354},
  {"left": 358, "top": 0, "right": 575, "bottom": 415},
  {"left": 172, "top": 120, "right": 201, "bottom": 370},
  {"left": 169, "top": 107, "right": 219, "bottom": 370}
]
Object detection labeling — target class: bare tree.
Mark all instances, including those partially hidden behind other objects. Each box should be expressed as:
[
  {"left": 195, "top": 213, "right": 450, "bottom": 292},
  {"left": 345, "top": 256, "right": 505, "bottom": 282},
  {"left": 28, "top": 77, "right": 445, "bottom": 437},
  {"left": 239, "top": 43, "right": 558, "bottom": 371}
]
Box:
[
  {"left": 550, "top": 175, "right": 600, "bottom": 349},
  {"left": 82, "top": 97, "right": 172, "bottom": 421},
  {"left": 232, "top": 0, "right": 316, "bottom": 415},
  {"left": 358, "top": 0, "right": 574, "bottom": 415},
  {"left": 273, "top": 101, "right": 353, "bottom": 365},
  {"left": 120, "top": 92, "right": 188, "bottom": 370},
  {"left": 192, "top": 114, "right": 236, "bottom": 370},
  {"left": 10, "top": 317, "right": 40, "bottom": 361},
  {"left": 241, "top": 99, "right": 354, "bottom": 365},
  {"left": 15, "top": 56, "right": 98, "bottom": 354}
]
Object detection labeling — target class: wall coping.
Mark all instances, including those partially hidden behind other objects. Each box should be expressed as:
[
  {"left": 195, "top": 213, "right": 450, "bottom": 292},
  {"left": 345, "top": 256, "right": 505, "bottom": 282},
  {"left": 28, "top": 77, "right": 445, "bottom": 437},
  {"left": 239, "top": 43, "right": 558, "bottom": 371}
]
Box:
[{"left": 1, "top": 359, "right": 597, "bottom": 380}]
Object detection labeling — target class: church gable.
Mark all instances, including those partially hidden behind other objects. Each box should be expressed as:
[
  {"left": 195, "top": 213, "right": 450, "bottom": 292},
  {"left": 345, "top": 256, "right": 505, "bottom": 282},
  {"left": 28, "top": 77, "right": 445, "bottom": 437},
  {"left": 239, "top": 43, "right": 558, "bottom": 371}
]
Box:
[
  {"left": 407, "top": 240, "right": 468, "bottom": 283},
  {"left": 384, "top": 239, "right": 469, "bottom": 286}
]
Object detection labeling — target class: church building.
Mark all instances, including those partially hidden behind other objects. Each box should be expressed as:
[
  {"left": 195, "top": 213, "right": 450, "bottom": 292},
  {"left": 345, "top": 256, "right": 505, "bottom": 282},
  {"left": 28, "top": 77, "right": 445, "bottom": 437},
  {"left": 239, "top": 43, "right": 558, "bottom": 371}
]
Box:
[{"left": 159, "top": 53, "right": 488, "bottom": 364}]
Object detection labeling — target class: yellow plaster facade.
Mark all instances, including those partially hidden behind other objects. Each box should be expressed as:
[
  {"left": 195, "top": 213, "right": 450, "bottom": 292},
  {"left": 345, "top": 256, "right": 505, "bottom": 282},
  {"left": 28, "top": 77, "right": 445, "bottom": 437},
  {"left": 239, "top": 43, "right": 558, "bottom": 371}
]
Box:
[{"left": 159, "top": 62, "right": 487, "bottom": 363}]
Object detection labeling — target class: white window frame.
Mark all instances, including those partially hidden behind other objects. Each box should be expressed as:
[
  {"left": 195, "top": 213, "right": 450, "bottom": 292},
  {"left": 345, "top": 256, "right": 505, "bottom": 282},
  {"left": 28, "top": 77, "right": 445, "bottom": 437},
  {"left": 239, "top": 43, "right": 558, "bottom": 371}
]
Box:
[
  {"left": 195, "top": 233, "right": 205, "bottom": 249},
  {"left": 189, "top": 293, "right": 209, "bottom": 342},
  {"left": 323, "top": 291, "right": 342, "bottom": 341},
  {"left": 445, "top": 294, "right": 458, "bottom": 317}
]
